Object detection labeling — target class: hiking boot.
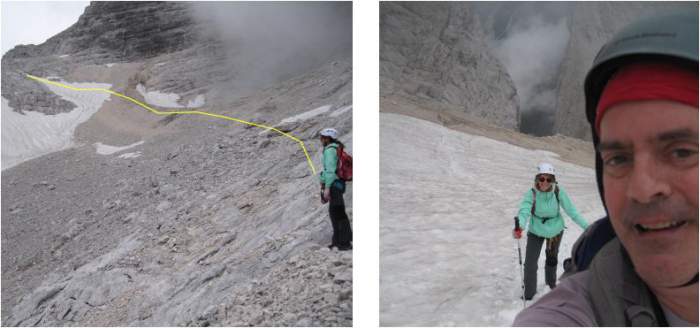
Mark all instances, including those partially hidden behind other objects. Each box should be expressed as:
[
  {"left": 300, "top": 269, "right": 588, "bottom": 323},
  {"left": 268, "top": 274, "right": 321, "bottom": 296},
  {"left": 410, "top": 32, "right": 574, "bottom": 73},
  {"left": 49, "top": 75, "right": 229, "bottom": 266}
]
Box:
[
  {"left": 337, "top": 245, "right": 352, "bottom": 251},
  {"left": 521, "top": 293, "right": 535, "bottom": 301}
]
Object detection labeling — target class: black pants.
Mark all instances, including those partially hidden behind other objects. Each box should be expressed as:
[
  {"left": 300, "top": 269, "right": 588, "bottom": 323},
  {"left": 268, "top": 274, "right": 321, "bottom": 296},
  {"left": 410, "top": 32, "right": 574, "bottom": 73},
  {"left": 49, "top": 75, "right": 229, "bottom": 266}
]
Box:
[
  {"left": 524, "top": 231, "right": 563, "bottom": 299},
  {"left": 329, "top": 182, "right": 352, "bottom": 248}
]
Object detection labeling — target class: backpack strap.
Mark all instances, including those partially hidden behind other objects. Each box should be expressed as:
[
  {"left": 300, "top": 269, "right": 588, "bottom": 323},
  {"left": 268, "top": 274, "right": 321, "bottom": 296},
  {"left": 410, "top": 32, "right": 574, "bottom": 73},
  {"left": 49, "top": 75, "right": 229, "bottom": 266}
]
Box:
[
  {"left": 530, "top": 188, "right": 537, "bottom": 216},
  {"left": 335, "top": 143, "right": 343, "bottom": 158},
  {"left": 573, "top": 217, "right": 616, "bottom": 271}
]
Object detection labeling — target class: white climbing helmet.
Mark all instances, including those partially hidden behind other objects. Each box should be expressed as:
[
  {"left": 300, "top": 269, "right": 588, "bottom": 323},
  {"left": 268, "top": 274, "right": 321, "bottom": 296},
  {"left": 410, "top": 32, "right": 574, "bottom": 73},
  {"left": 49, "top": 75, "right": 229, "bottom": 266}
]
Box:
[
  {"left": 537, "top": 162, "right": 556, "bottom": 176},
  {"left": 320, "top": 128, "right": 338, "bottom": 139}
]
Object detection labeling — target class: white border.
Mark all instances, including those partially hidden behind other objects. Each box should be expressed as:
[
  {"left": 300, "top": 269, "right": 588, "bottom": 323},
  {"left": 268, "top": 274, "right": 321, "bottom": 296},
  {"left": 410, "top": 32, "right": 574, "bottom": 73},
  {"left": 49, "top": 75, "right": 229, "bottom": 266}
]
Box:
[{"left": 353, "top": 0, "right": 379, "bottom": 327}]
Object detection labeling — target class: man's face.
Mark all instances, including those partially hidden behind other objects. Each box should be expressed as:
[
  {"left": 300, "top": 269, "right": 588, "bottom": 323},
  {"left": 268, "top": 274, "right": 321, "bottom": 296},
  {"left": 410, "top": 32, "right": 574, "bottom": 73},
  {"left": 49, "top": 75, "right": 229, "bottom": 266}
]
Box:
[{"left": 599, "top": 100, "right": 698, "bottom": 288}]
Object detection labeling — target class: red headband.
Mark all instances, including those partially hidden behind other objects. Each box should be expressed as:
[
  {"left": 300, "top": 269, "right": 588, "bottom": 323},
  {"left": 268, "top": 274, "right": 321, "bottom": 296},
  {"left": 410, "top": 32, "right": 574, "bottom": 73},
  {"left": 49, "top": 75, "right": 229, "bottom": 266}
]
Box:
[{"left": 595, "top": 62, "right": 699, "bottom": 133}]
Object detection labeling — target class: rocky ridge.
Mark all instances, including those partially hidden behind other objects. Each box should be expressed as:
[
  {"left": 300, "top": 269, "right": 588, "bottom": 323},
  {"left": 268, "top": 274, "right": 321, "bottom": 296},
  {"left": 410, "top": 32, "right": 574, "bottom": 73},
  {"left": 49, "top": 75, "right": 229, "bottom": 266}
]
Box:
[
  {"left": 380, "top": 2, "right": 520, "bottom": 131},
  {"left": 1, "top": 2, "right": 215, "bottom": 116}
]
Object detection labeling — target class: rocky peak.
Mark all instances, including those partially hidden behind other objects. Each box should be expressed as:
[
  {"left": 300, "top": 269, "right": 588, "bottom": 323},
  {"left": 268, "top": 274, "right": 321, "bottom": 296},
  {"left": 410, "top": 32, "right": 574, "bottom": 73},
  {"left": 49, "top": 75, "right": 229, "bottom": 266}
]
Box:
[
  {"left": 1, "top": 2, "right": 211, "bottom": 116},
  {"left": 380, "top": 2, "right": 520, "bottom": 130},
  {"left": 6, "top": 2, "right": 201, "bottom": 62}
]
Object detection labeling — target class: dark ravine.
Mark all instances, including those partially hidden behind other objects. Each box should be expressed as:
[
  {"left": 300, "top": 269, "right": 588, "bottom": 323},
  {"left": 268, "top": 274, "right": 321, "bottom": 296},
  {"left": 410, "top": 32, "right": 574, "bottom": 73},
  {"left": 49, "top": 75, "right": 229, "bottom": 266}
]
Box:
[{"left": 2, "top": 2, "right": 352, "bottom": 326}]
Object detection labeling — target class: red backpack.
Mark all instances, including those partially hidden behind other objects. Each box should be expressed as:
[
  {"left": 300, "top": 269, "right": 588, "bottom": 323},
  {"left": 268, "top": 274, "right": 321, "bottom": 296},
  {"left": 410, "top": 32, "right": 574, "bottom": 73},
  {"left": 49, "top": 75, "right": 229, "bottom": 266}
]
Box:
[{"left": 336, "top": 145, "right": 353, "bottom": 182}]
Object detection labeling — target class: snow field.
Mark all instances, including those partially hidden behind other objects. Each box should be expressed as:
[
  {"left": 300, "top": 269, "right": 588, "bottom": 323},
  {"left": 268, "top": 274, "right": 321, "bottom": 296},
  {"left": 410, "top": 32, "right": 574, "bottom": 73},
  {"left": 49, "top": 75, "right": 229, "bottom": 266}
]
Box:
[
  {"left": 2, "top": 79, "right": 112, "bottom": 170},
  {"left": 380, "top": 113, "right": 606, "bottom": 326}
]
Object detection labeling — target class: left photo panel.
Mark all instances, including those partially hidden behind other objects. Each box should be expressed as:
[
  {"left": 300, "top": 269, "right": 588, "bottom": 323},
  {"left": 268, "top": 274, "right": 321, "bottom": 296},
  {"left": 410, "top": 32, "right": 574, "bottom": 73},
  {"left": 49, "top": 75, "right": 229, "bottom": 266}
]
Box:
[{"left": 1, "top": 1, "right": 353, "bottom": 326}]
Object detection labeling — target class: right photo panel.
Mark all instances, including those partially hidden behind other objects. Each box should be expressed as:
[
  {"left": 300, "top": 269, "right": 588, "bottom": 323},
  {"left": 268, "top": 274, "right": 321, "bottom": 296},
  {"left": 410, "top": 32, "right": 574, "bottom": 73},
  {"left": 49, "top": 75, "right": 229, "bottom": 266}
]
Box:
[{"left": 380, "top": 1, "right": 699, "bottom": 326}]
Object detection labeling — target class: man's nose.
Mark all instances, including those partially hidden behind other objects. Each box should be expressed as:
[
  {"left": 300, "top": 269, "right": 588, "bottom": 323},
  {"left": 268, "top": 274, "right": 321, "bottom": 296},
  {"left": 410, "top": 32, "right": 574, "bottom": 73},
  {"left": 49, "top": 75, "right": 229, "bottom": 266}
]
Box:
[{"left": 626, "top": 154, "right": 672, "bottom": 203}]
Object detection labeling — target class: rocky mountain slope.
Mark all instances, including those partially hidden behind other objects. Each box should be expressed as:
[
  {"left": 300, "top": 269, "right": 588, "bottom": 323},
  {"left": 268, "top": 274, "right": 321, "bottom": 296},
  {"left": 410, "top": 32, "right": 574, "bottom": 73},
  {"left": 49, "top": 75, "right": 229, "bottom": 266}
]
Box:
[
  {"left": 380, "top": 2, "right": 520, "bottom": 131},
  {"left": 2, "top": 2, "right": 352, "bottom": 326}
]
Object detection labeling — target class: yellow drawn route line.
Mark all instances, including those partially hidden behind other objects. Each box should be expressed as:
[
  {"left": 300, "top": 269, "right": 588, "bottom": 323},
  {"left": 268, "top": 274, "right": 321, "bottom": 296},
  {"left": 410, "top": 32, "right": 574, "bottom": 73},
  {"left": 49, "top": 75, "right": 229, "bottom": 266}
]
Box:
[{"left": 26, "top": 74, "right": 317, "bottom": 175}]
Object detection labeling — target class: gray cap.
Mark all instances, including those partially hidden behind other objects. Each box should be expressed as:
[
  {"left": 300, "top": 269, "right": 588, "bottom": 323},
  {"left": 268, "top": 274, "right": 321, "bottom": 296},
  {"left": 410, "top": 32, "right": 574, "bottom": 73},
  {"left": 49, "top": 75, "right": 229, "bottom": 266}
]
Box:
[{"left": 584, "top": 11, "right": 698, "bottom": 127}]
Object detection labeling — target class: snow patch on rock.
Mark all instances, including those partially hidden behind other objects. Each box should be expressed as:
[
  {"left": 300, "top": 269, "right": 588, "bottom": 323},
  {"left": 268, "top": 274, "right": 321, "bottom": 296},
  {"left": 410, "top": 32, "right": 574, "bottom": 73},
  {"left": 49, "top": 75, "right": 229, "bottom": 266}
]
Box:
[
  {"left": 118, "top": 152, "right": 142, "bottom": 159},
  {"left": 280, "top": 105, "right": 332, "bottom": 124},
  {"left": 259, "top": 105, "right": 334, "bottom": 136},
  {"left": 136, "top": 84, "right": 205, "bottom": 109},
  {"left": 330, "top": 105, "right": 352, "bottom": 118},
  {"left": 2, "top": 79, "right": 112, "bottom": 170},
  {"left": 186, "top": 95, "right": 205, "bottom": 108},
  {"left": 94, "top": 141, "right": 144, "bottom": 155}
]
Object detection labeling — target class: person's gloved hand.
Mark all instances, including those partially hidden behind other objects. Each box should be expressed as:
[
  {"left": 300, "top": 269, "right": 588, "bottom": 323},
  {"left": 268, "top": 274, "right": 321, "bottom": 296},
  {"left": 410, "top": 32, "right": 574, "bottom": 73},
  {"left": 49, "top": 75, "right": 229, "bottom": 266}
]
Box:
[
  {"left": 321, "top": 189, "right": 328, "bottom": 204},
  {"left": 322, "top": 188, "right": 331, "bottom": 203},
  {"left": 513, "top": 227, "right": 523, "bottom": 239}
]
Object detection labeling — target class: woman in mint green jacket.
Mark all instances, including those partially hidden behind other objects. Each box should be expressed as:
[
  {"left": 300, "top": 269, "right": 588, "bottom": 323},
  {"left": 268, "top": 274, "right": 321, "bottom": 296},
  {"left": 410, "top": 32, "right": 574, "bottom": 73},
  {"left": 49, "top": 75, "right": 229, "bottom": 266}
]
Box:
[
  {"left": 513, "top": 163, "right": 588, "bottom": 300},
  {"left": 319, "top": 128, "right": 352, "bottom": 251}
]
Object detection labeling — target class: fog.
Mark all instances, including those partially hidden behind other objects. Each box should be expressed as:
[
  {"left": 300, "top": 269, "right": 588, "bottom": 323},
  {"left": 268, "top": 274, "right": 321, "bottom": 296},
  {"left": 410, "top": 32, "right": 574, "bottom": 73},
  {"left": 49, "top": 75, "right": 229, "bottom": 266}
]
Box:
[
  {"left": 190, "top": 2, "right": 352, "bottom": 93},
  {"left": 492, "top": 16, "right": 569, "bottom": 135},
  {"left": 485, "top": 3, "right": 571, "bottom": 136},
  {"left": 480, "top": 2, "right": 696, "bottom": 136}
]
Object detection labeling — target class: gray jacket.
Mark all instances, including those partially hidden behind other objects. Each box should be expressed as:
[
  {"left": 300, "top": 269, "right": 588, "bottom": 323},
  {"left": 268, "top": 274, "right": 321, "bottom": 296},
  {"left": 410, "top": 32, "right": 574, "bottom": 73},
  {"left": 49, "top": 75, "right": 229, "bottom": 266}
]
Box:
[{"left": 513, "top": 238, "right": 691, "bottom": 326}]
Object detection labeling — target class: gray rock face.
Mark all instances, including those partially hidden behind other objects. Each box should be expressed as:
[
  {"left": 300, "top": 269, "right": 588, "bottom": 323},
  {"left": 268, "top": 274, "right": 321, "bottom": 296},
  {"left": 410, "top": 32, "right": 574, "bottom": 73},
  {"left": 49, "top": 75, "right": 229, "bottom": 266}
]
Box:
[
  {"left": 6, "top": 2, "right": 201, "bottom": 63},
  {"left": 1, "top": 1, "right": 210, "bottom": 115},
  {"left": 553, "top": 2, "right": 697, "bottom": 140},
  {"left": 380, "top": 2, "right": 520, "bottom": 130}
]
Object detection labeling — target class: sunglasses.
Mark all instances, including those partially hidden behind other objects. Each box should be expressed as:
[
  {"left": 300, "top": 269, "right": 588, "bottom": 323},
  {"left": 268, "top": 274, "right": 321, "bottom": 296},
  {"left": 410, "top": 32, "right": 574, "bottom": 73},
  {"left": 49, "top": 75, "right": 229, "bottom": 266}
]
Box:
[{"left": 538, "top": 176, "right": 554, "bottom": 183}]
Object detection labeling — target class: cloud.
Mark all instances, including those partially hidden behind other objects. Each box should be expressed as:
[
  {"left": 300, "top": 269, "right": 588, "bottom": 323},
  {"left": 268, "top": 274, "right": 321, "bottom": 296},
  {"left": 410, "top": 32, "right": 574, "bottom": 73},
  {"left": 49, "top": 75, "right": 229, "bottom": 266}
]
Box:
[
  {"left": 189, "top": 2, "right": 352, "bottom": 92},
  {"left": 492, "top": 16, "right": 569, "bottom": 112}
]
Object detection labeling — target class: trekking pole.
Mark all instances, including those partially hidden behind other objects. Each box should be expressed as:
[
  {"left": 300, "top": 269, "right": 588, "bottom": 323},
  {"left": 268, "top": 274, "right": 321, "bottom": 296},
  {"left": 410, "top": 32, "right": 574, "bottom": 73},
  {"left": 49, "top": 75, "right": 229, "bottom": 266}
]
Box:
[{"left": 514, "top": 216, "right": 526, "bottom": 308}]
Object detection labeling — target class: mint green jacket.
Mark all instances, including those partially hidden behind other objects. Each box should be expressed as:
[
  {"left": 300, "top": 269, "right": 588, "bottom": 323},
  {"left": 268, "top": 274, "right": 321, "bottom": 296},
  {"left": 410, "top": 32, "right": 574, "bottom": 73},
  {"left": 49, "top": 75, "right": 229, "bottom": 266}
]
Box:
[
  {"left": 517, "top": 185, "right": 589, "bottom": 238},
  {"left": 319, "top": 143, "right": 339, "bottom": 188}
]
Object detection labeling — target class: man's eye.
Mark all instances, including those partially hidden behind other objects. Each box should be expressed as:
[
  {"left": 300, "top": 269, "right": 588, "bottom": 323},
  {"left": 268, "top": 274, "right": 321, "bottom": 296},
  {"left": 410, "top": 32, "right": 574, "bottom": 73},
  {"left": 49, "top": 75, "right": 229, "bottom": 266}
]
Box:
[
  {"left": 602, "top": 152, "right": 632, "bottom": 177},
  {"left": 671, "top": 148, "right": 697, "bottom": 159},
  {"left": 668, "top": 146, "right": 698, "bottom": 168},
  {"left": 603, "top": 154, "right": 631, "bottom": 167}
]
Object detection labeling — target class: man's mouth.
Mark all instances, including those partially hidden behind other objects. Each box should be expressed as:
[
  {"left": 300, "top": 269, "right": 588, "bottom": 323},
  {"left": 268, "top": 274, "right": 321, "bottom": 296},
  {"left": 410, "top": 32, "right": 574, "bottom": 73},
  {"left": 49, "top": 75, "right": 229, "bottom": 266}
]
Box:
[{"left": 635, "top": 220, "right": 687, "bottom": 233}]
